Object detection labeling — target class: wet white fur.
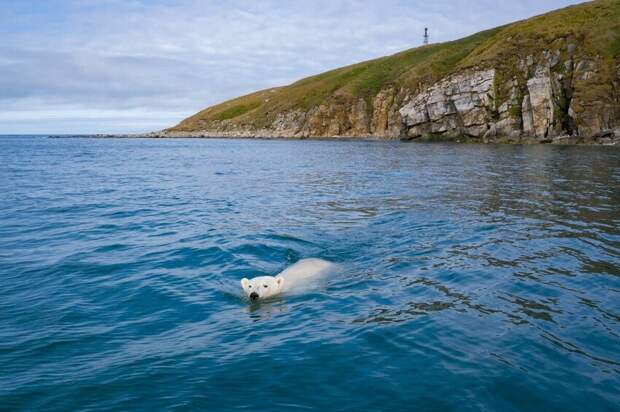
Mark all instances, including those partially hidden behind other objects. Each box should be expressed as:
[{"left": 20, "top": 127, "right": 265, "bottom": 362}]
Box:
[{"left": 241, "top": 258, "right": 334, "bottom": 300}]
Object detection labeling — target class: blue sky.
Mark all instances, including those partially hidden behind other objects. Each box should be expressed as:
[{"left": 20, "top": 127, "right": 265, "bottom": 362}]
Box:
[{"left": 0, "top": 0, "right": 585, "bottom": 134}]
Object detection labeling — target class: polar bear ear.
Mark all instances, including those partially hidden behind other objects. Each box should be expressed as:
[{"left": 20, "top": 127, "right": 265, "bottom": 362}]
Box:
[
  {"left": 276, "top": 276, "right": 284, "bottom": 289},
  {"left": 241, "top": 278, "right": 249, "bottom": 289}
]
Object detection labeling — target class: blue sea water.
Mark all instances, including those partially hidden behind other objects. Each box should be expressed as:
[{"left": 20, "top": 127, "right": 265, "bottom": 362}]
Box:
[{"left": 0, "top": 135, "right": 619, "bottom": 411}]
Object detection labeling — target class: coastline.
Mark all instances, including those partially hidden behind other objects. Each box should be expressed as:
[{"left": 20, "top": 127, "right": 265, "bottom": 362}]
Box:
[{"left": 47, "top": 129, "right": 620, "bottom": 146}]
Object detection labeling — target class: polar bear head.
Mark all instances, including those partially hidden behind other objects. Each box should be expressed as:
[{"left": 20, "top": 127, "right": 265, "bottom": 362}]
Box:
[{"left": 240, "top": 276, "right": 284, "bottom": 302}]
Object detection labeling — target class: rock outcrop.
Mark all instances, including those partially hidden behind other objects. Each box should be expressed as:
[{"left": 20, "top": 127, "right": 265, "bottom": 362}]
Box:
[
  {"left": 399, "top": 69, "right": 496, "bottom": 140},
  {"left": 396, "top": 46, "right": 619, "bottom": 144}
]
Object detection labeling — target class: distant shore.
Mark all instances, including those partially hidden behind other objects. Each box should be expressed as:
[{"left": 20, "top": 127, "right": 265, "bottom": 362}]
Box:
[{"left": 46, "top": 130, "right": 620, "bottom": 146}]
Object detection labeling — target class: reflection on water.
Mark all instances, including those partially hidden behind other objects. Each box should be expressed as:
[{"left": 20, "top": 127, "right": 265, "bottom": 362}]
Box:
[
  {"left": 0, "top": 137, "right": 618, "bottom": 411},
  {"left": 246, "top": 300, "right": 288, "bottom": 318}
]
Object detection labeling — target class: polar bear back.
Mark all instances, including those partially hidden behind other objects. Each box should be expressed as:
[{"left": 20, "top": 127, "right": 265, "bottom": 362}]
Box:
[{"left": 278, "top": 258, "right": 334, "bottom": 286}]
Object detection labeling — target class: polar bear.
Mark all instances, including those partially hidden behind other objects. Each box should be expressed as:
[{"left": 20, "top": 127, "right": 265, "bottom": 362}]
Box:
[{"left": 241, "top": 258, "right": 334, "bottom": 302}]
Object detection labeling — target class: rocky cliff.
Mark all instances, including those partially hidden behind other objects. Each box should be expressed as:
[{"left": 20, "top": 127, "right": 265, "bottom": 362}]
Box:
[
  {"left": 400, "top": 51, "right": 619, "bottom": 143},
  {"left": 161, "top": 0, "right": 620, "bottom": 144}
]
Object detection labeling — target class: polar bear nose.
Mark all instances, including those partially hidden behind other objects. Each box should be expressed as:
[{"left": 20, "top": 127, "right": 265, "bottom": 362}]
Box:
[{"left": 249, "top": 292, "right": 259, "bottom": 301}]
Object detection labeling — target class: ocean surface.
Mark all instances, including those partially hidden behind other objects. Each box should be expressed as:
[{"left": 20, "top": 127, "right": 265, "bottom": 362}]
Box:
[{"left": 0, "top": 135, "right": 619, "bottom": 411}]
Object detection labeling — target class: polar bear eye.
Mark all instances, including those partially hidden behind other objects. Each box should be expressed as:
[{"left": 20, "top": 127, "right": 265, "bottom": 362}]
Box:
[
  {"left": 248, "top": 285, "right": 252, "bottom": 288},
  {"left": 264, "top": 285, "right": 268, "bottom": 288}
]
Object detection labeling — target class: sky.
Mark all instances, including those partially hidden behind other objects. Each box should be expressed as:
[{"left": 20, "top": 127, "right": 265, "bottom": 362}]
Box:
[{"left": 0, "top": 0, "right": 586, "bottom": 134}]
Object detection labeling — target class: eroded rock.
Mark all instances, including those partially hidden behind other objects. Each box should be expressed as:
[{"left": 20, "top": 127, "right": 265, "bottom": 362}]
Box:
[{"left": 399, "top": 69, "right": 495, "bottom": 139}]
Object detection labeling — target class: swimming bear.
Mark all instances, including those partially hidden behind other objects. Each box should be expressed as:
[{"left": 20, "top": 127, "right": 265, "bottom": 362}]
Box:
[{"left": 240, "top": 258, "right": 334, "bottom": 302}]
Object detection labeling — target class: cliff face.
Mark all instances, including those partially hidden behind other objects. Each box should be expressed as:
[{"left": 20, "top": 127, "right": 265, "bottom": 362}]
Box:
[
  {"left": 400, "top": 50, "right": 619, "bottom": 143},
  {"left": 163, "top": 1, "right": 620, "bottom": 144}
]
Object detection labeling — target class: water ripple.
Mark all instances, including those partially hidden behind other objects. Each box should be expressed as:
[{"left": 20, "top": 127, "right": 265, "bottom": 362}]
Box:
[{"left": 0, "top": 137, "right": 619, "bottom": 411}]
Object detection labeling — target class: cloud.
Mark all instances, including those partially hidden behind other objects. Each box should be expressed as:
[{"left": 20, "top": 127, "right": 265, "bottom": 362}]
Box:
[{"left": 0, "top": 0, "right": 584, "bottom": 134}]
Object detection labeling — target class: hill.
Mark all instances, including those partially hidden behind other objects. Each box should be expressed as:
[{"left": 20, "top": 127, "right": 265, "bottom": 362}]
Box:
[{"left": 161, "top": 0, "right": 620, "bottom": 144}]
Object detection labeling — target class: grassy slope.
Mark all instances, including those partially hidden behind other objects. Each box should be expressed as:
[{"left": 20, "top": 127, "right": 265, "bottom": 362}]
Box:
[{"left": 169, "top": 0, "right": 620, "bottom": 132}]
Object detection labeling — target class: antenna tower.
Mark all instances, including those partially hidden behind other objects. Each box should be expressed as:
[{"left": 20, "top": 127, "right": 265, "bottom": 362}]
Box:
[{"left": 424, "top": 27, "right": 429, "bottom": 45}]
